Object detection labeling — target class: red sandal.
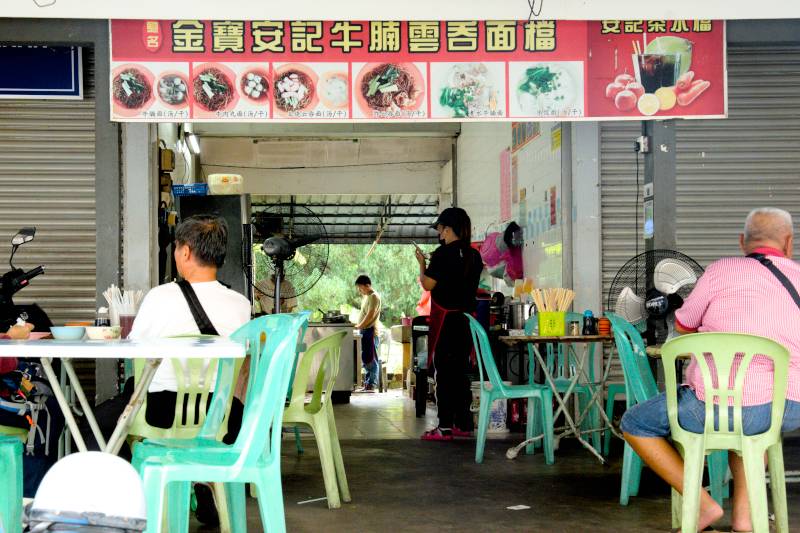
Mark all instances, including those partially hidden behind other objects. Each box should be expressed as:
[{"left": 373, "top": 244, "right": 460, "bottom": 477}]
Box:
[
  {"left": 421, "top": 427, "right": 454, "bottom": 441},
  {"left": 451, "top": 426, "right": 473, "bottom": 438}
]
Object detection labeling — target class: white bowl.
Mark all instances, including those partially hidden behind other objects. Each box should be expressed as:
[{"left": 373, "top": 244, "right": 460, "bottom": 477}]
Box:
[{"left": 85, "top": 326, "right": 122, "bottom": 340}]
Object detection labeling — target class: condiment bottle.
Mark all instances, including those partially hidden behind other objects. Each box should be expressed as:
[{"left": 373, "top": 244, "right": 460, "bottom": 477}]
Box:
[
  {"left": 582, "top": 310, "right": 597, "bottom": 336},
  {"left": 95, "top": 307, "right": 110, "bottom": 327}
]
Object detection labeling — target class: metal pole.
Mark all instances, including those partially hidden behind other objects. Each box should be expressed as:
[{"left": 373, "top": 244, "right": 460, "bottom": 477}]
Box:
[{"left": 274, "top": 259, "right": 283, "bottom": 314}]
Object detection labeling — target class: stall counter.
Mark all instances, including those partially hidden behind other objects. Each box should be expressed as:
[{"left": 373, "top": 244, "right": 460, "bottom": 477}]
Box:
[{"left": 302, "top": 322, "right": 357, "bottom": 403}]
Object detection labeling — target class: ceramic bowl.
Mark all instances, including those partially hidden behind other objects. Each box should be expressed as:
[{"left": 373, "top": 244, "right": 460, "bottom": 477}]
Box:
[
  {"left": 85, "top": 326, "right": 122, "bottom": 340},
  {"left": 50, "top": 326, "right": 86, "bottom": 340}
]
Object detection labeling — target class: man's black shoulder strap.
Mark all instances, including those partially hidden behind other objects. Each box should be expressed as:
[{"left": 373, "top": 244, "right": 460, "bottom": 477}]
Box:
[
  {"left": 176, "top": 279, "right": 220, "bottom": 336},
  {"left": 747, "top": 253, "right": 800, "bottom": 311}
]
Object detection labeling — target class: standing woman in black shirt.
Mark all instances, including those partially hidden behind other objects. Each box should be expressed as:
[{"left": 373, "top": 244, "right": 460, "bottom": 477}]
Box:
[{"left": 416, "top": 207, "right": 484, "bottom": 440}]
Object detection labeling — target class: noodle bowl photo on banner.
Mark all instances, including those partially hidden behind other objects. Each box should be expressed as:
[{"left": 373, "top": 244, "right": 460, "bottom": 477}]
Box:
[
  {"left": 191, "top": 62, "right": 239, "bottom": 119},
  {"left": 509, "top": 61, "right": 586, "bottom": 118},
  {"left": 111, "top": 63, "right": 156, "bottom": 118},
  {"left": 353, "top": 62, "right": 428, "bottom": 119},
  {"left": 147, "top": 62, "right": 191, "bottom": 119},
  {"left": 430, "top": 62, "right": 506, "bottom": 119},
  {"left": 273, "top": 63, "right": 349, "bottom": 119},
  {"left": 228, "top": 63, "right": 271, "bottom": 119}
]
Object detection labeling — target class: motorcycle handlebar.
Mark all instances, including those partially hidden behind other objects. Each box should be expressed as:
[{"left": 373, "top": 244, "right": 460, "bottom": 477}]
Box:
[
  {"left": 20, "top": 266, "right": 44, "bottom": 284},
  {"left": 0, "top": 266, "right": 44, "bottom": 299}
]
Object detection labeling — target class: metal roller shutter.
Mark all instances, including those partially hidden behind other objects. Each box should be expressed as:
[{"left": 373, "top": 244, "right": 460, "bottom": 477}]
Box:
[
  {"left": 600, "top": 46, "right": 800, "bottom": 383},
  {"left": 599, "top": 120, "right": 642, "bottom": 382},
  {"left": 0, "top": 48, "right": 96, "bottom": 325},
  {"left": 600, "top": 120, "right": 643, "bottom": 310},
  {"left": 675, "top": 46, "right": 800, "bottom": 266}
]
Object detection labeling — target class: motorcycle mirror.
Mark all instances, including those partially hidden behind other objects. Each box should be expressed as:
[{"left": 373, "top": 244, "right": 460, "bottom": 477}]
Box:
[{"left": 11, "top": 227, "right": 36, "bottom": 246}]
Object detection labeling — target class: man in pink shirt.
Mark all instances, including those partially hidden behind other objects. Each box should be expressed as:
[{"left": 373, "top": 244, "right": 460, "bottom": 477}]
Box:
[{"left": 621, "top": 208, "right": 800, "bottom": 532}]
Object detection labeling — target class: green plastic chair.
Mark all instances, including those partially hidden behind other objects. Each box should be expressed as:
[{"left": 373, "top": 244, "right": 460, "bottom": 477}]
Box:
[
  {"left": 603, "top": 319, "right": 647, "bottom": 456},
  {"left": 603, "top": 382, "right": 626, "bottom": 454},
  {"left": 0, "top": 426, "right": 27, "bottom": 440},
  {"left": 0, "top": 434, "right": 23, "bottom": 533},
  {"left": 132, "top": 313, "right": 308, "bottom": 533},
  {"left": 606, "top": 313, "right": 660, "bottom": 505},
  {"left": 283, "top": 330, "right": 350, "bottom": 509},
  {"left": 662, "top": 332, "right": 790, "bottom": 533},
  {"left": 524, "top": 313, "right": 601, "bottom": 452},
  {"left": 284, "top": 312, "right": 311, "bottom": 455},
  {"left": 606, "top": 314, "right": 729, "bottom": 507},
  {"left": 124, "top": 337, "right": 245, "bottom": 530},
  {"left": 127, "top": 354, "right": 244, "bottom": 445},
  {"left": 466, "top": 314, "right": 555, "bottom": 464}
]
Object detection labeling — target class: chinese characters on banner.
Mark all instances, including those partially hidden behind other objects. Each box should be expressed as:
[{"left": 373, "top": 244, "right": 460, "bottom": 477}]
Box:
[{"left": 110, "top": 19, "right": 726, "bottom": 122}]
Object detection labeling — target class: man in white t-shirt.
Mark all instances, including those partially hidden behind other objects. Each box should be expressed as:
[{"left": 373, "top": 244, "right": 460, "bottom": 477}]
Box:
[
  {"left": 354, "top": 274, "right": 381, "bottom": 391},
  {"left": 129, "top": 215, "right": 251, "bottom": 430},
  {"left": 128, "top": 215, "right": 251, "bottom": 526}
]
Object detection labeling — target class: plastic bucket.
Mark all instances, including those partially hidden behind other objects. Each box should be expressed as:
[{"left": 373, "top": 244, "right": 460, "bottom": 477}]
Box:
[{"left": 470, "top": 381, "right": 511, "bottom": 433}]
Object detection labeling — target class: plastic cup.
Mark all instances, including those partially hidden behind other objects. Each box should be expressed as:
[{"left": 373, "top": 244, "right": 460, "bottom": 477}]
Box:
[{"left": 119, "top": 314, "right": 136, "bottom": 339}]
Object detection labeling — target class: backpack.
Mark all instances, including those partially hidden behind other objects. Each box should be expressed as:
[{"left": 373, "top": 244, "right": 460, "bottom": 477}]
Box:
[{"left": 0, "top": 359, "right": 54, "bottom": 454}]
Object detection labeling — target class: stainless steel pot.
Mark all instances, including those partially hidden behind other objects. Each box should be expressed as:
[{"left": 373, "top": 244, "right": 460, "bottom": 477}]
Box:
[{"left": 508, "top": 302, "right": 532, "bottom": 329}]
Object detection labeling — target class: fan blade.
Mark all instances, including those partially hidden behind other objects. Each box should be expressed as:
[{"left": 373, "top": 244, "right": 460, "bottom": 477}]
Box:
[
  {"left": 615, "top": 287, "right": 647, "bottom": 324},
  {"left": 654, "top": 258, "right": 698, "bottom": 295},
  {"left": 289, "top": 234, "right": 321, "bottom": 249},
  {"left": 293, "top": 249, "right": 308, "bottom": 266}
]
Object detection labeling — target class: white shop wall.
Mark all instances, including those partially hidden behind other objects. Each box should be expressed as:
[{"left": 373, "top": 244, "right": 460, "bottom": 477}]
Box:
[
  {"left": 456, "top": 122, "right": 566, "bottom": 289},
  {"left": 456, "top": 123, "right": 510, "bottom": 241},
  {"left": 513, "top": 124, "right": 564, "bottom": 288}
]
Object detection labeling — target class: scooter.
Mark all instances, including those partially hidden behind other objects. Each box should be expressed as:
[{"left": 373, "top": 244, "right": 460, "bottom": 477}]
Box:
[{"left": 0, "top": 227, "right": 51, "bottom": 333}]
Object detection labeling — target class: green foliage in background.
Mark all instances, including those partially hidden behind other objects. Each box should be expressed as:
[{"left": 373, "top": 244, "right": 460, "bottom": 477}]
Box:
[{"left": 254, "top": 243, "right": 436, "bottom": 325}]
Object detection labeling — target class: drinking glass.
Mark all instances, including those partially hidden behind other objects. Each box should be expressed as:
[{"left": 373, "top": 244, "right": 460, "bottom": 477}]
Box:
[{"left": 119, "top": 314, "right": 136, "bottom": 339}]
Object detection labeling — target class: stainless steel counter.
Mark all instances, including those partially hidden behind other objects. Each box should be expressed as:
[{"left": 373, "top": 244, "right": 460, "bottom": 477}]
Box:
[{"left": 302, "top": 322, "right": 357, "bottom": 402}]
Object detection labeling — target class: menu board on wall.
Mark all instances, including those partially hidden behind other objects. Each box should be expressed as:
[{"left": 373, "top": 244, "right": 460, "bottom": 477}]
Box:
[{"left": 110, "top": 19, "right": 726, "bottom": 122}]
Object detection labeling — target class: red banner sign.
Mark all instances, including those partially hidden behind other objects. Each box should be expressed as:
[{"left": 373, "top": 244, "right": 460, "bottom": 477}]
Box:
[{"left": 110, "top": 19, "right": 726, "bottom": 122}]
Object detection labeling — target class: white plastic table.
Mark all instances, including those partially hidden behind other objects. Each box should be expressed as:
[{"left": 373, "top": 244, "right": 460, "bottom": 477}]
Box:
[{"left": 0, "top": 337, "right": 245, "bottom": 455}]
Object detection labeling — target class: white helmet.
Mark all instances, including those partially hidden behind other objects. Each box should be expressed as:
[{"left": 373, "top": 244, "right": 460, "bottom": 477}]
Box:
[{"left": 26, "top": 452, "right": 146, "bottom": 532}]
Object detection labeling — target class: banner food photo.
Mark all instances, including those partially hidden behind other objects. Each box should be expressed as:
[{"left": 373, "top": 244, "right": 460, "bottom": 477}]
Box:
[{"left": 109, "top": 19, "right": 726, "bottom": 122}]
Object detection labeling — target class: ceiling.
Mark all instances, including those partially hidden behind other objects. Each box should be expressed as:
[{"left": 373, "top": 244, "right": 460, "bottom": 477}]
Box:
[
  {"left": 252, "top": 194, "right": 440, "bottom": 244},
  {"left": 199, "top": 135, "right": 454, "bottom": 170},
  {"left": 193, "top": 123, "right": 454, "bottom": 243},
  {"left": 193, "top": 122, "right": 461, "bottom": 138}
]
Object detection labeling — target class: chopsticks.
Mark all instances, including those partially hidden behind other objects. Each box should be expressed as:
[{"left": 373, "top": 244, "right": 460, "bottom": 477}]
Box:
[
  {"left": 632, "top": 40, "right": 642, "bottom": 56},
  {"left": 531, "top": 288, "right": 575, "bottom": 312}
]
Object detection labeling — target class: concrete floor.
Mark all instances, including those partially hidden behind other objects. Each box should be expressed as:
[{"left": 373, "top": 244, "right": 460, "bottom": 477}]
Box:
[{"left": 190, "top": 391, "right": 800, "bottom": 532}]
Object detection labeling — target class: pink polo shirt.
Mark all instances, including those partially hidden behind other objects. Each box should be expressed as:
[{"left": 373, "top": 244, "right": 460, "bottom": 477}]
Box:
[{"left": 675, "top": 247, "right": 800, "bottom": 405}]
